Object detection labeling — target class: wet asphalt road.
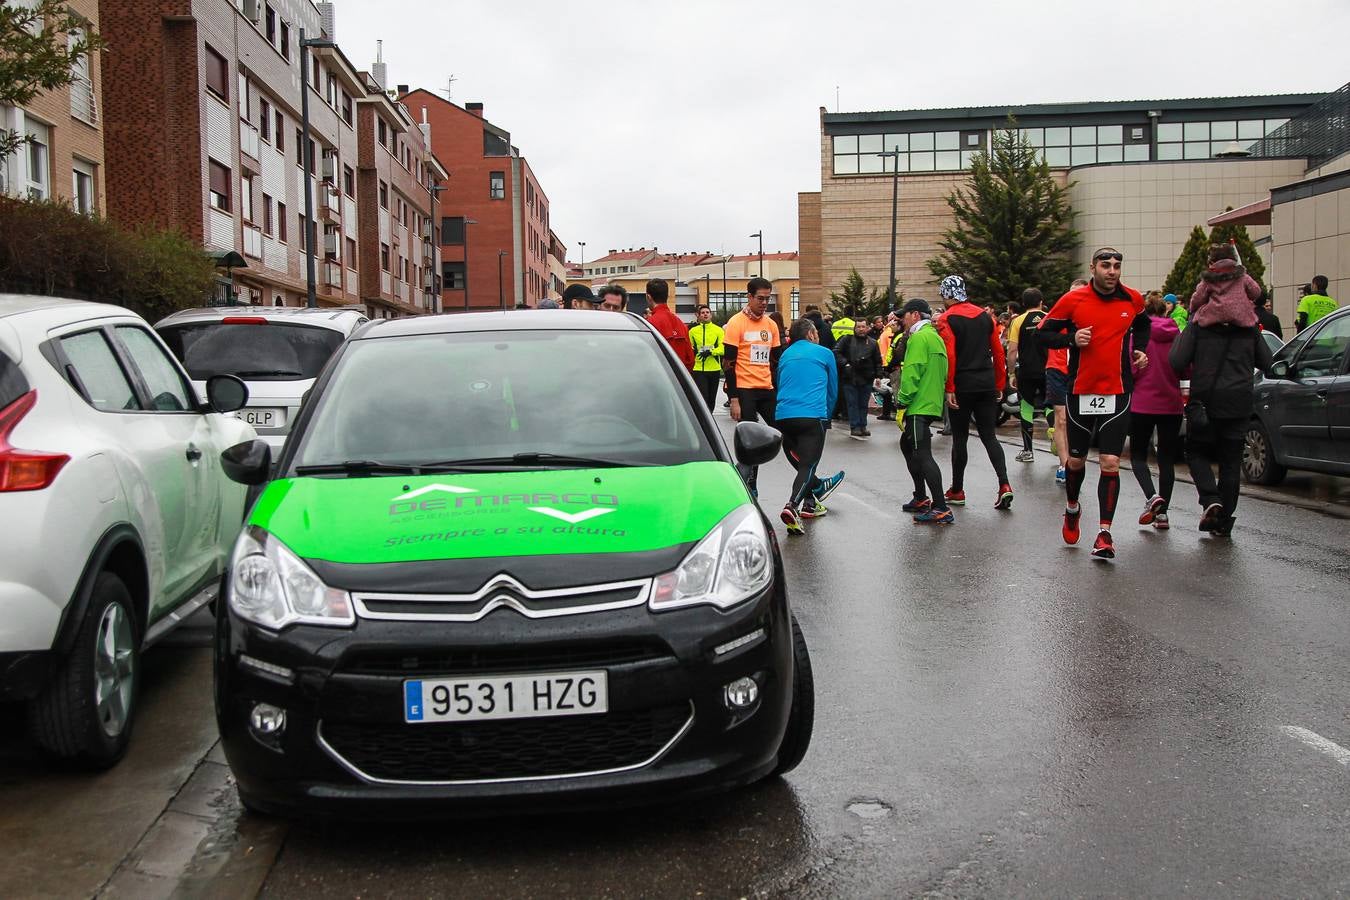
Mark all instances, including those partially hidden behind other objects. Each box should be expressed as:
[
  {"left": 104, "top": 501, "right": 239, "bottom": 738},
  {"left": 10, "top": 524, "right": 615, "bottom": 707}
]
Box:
[{"left": 2, "top": 417, "right": 1349, "bottom": 898}]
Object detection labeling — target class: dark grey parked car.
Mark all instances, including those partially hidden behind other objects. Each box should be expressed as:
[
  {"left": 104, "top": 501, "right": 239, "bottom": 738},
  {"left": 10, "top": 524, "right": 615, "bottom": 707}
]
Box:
[{"left": 1245, "top": 306, "right": 1350, "bottom": 484}]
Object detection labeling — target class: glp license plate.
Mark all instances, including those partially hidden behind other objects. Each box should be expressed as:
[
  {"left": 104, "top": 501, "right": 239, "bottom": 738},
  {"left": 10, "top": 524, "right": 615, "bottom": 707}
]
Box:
[
  {"left": 403, "top": 670, "right": 608, "bottom": 724},
  {"left": 239, "top": 407, "right": 285, "bottom": 428}
]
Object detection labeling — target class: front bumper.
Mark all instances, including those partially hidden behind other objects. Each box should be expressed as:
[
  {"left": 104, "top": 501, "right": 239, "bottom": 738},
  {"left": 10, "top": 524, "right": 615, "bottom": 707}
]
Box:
[{"left": 215, "top": 581, "right": 793, "bottom": 818}]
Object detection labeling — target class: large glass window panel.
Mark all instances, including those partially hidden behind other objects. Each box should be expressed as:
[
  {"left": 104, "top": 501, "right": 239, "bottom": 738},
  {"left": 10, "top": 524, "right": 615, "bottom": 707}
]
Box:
[
  {"left": 834, "top": 135, "right": 858, "bottom": 153},
  {"left": 1156, "top": 143, "right": 1183, "bottom": 160},
  {"left": 1044, "top": 127, "right": 1070, "bottom": 146},
  {"left": 909, "top": 132, "right": 934, "bottom": 151},
  {"left": 1123, "top": 144, "right": 1150, "bottom": 162},
  {"left": 893, "top": 154, "right": 910, "bottom": 172},
  {"left": 834, "top": 155, "right": 858, "bottom": 174},
  {"left": 935, "top": 150, "right": 961, "bottom": 170},
  {"left": 1157, "top": 123, "right": 1183, "bottom": 142},
  {"left": 858, "top": 153, "right": 884, "bottom": 173},
  {"left": 1213, "top": 141, "right": 1239, "bottom": 156},
  {"left": 1044, "top": 147, "right": 1070, "bottom": 167},
  {"left": 1020, "top": 128, "right": 1043, "bottom": 146},
  {"left": 1097, "top": 144, "right": 1123, "bottom": 163},
  {"left": 1071, "top": 146, "right": 1097, "bottom": 166},
  {"left": 1184, "top": 121, "right": 1209, "bottom": 140},
  {"left": 1238, "top": 119, "right": 1264, "bottom": 139},
  {"left": 1211, "top": 121, "right": 1236, "bottom": 141},
  {"left": 1097, "top": 125, "right": 1123, "bottom": 144},
  {"left": 59, "top": 331, "right": 138, "bottom": 412},
  {"left": 935, "top": 131, "right": 959, "bottom": 151},
  {"left": 1265, "top": 118, "right": 1289, "bottom": 134},
  {"left": 1071, "top": 126, "right": 1095, "bottom": 145},
  {"left": 859, "top": 134, "right": 883, "bottom": 152},
  {"left": 884, "top": 133, "right": 907, "bottom": 152},
  {"left": 909, "top": 152, "right": 935, "bottom": 171},
  {"left": 960, "top": 151, "right": 979, "bottom": 169},
  {"left": 1183, "top": 141, "right": 1210, "bottom": 159}
]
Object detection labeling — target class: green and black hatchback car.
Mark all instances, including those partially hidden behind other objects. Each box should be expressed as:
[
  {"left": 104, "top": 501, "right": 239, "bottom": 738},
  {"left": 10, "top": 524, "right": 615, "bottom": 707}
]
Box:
[{"left": 215, "top": 309, "right": 813, "bottom": 817}]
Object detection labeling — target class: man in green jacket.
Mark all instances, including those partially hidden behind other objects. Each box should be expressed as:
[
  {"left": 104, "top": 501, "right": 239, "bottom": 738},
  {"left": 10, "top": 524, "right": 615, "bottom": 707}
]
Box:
[
  {"left": 689, "top": 304, "right": 725, "bottom": 411},
  {"left": 1297, "top": 275, "right": 1339, "bottom": 331},
  {"left": 895, "top": 298, "right": 953, "bottom": 524}
]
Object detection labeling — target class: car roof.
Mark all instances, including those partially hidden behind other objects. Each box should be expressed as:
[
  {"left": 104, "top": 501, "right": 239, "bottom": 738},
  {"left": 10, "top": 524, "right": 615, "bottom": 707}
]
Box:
[
  {"left": 0, "top": 293, "right": 137, "bottom": 321},
  {"left": 350, "top": 309, "right": 650, "bottom": 340},
  {"left": 154, "top": 305, "right": 367, "bottom": 330}
]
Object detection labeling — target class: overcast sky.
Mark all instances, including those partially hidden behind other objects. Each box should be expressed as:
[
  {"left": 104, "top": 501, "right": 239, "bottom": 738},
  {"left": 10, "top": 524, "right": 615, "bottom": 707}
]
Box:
[{"left": 337, "top": 0, "right": 1347, "bottom": 264}]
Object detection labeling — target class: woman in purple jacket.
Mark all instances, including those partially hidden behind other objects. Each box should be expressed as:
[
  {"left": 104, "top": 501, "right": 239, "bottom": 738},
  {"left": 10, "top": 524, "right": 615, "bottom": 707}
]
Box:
[{"left": 1129, "top": 293, "right": 1184, "bottom": 529}]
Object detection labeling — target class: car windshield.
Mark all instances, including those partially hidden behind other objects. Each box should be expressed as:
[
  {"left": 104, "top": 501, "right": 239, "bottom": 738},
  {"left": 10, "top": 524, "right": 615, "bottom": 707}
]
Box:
[
  {"left": 157, "top": 321, "right": 345, "bottom": 380},
  {"left": 291, "top": 328, "right": 716, "bottom": 471}
]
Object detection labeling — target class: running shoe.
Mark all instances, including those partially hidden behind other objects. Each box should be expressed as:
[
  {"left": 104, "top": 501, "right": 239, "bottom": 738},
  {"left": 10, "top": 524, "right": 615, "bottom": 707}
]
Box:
[
  {"left": 1198, "top": 502, "right": 1224, "bottom": 532},
  {"left": 1055, "top": 466, "right": 1067, "bottom": 485},
  {"left": 800, "top": 500, "right": 828, "bottom": 519},
  {"left": 1090, "top": 529, "right": 1115, "bottom": 560},
  {"left": 1139, "top": 495, "right": 1166, "bottom": 526},
  {"left": 861, "top": 428, "right": 872, "bottom": 437},
  {"left": 913, "top": 507, "right": 954, "bottom": 525},
  {"left": 901, "top": 496, "right": 932, "bottom": 514},
  {"left": 1015, "top": 449, "right": 1035, "bottom": 463},
  {"left": 944, "top": 488, "right": 966, "bottom": 506},
  {"left": 1152, "top": 512, "right": 1170, "bottom": 530},
  {"left": 994, "top": 484, "right": 1014, "bottom": 510},
  {"left": 813, "top": 471, "right": 845, "bottom": 503},
  {"left": 1062, "top": 504, "right": 1082, "bottom": 545},
  {"left": 780, "top": 505, "right": 804, "bottom": 535},
  {"left": 849, "top": 428, "right": 866, "bottom": 441},
  {"left": 1213, "top": 515, "right": 1236, "bottom": 537}
]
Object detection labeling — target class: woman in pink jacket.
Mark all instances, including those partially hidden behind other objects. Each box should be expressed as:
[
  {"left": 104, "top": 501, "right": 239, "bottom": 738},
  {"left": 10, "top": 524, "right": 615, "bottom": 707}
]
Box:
[{"left": 1129, "top": 293, "right": 1184, "bottom": 529}]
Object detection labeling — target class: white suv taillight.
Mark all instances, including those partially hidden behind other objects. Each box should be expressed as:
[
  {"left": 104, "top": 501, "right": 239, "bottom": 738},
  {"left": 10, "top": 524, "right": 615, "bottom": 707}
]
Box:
[{"left": 0, "top": 391, "right": 70, "bottom": 492}]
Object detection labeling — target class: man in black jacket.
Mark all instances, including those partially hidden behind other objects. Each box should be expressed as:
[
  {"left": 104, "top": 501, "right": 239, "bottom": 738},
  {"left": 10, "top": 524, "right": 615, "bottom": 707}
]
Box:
[
  {"left": 834, "top": 319, "right": 882, "bottom": 439},
  {"left": 1169, "top": 321, "right": 1274, "bottom": 536}
]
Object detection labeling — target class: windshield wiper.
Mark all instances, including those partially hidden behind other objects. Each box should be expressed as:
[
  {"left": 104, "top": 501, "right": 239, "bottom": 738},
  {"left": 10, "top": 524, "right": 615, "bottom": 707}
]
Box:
[
  {"left": 422, "top": 452, "right": 646, "bottom": 470},
  {"left": 233, "top": 369, "right": 304, "bottom": 377},
  {"left": 294, "top": 460, "right": 426, "bottom": 477}
]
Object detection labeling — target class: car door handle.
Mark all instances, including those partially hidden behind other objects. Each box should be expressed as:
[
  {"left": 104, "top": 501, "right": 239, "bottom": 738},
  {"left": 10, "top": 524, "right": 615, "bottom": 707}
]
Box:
[{"left": 185, "top": 444, "right": 202, "bottom": 462}]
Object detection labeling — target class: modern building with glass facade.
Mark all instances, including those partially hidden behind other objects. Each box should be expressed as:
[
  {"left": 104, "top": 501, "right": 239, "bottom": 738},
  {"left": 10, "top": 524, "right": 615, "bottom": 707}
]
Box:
[{"left": 799, "top": 90, "right": 1333, "bottom": 330}]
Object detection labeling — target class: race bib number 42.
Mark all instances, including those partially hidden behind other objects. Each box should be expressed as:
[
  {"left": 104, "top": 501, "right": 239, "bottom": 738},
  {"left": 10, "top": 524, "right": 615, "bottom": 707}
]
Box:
[
  {"left": 750, "top": 344, "right": 771, "bottom": 364},
  {"left": 1078, "top": 394, "right": 1116, "bottom": 415}
]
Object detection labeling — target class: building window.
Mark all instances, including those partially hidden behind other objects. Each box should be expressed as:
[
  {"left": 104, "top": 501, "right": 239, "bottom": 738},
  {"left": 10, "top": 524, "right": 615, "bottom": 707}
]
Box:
[
  {"left": 298, "top": 214, "right": 306, "bottom": 250},
  {"left": 295, "top": 128, "right": 303, "bottom": 166},
  {"left": 489, "top": 171, "right": 505, "bottom": 200},
  {"left": 379, "top": 181, "right": 388, "bottom": 209},
  {"left": 275, "top": 111, "right": 284, "bottom": 151},
  {"left": 279, "top": 22, "right": 290, "bottom": 60},
  {"left": 310, "top": 56, "right": 320, "bottom": 91},
  {"left": 343, "top": 164, "right": 355, "bottom": 197},
  {"left": 380, "top": 243, "right": 390, "bottom": 271},
  {"left": 23, "top": 120, "right": 49, "bottom": 200},
  {"left": 259, "top": 98, "right": 271, "bottom": 141},
  {"left": 341, "top": 91, "right": 353, "bottom": 126},
  {"left": 204, "top": 44, "right": 229, "bottom": 101},
  {"left": 262, "top": 193, "right": 273, "bottom": 235},
  {"left": 265, "top": 4, "right": 276, "bottom": 43},
  {"left": 208, "top": 159, "right": 231, "bottom": 211},
  {"left": 441, "top": 262, "right": 465, "bottom": 290},
  {"left": 72, "top": 159, "right": 96, "bottom": 215},
  {"left": 277, "top": 201, "right": 287, "bottom": 242},
  {"left": 377, "top": 119, "right": 388, "bottom": 147},
  {"left": 346, "top": 236, "right": 356, "bottom": 266},
  {"left": 1155, "top": 117, "right": 1290, "bottom": 161}
]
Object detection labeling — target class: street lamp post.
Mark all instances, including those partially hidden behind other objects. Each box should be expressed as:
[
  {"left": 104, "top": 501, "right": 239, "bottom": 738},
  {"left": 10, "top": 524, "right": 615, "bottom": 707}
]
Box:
[
  {"left": 497, "top": 250, "right": 506, "bottom": 310},
  {"left": 462, "top": 218, "right": 477, "bottom": 311},
  {"left": 300, "top": 29, "right": 337, "bottom": 308},
  {"left": 749, "top": 231, "right": 763, "bottom": 277},
  {"left": 881, "top": 149, "right": 901, "bottom": 306},
  {"left": 578, "top": 240, "right": 586, "bottom": 273}
]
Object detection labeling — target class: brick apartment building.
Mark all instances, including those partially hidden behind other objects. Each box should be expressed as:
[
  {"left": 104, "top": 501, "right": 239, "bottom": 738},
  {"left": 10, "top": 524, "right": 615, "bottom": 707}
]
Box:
[
  {"left": 0, "top": 0, "right": 104, "bottom": 215},
  {"left": 399, "top": 90, "right": 554, "bottom": 310}
]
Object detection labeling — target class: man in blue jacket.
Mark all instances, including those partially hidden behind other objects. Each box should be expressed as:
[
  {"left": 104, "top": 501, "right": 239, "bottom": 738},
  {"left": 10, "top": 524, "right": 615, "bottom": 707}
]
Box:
[{"left": 775, "top": 318, "right": 845, "bottom": 535}]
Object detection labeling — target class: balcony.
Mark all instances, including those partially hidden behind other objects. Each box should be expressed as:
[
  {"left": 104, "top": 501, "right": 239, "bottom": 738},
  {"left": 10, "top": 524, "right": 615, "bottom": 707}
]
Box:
[
  {"left": 393, "top": 221, "right": 408, "bottom": 249},
  {"left": 421, "top": 241, "right": 432, "bottom": 264},
  {"left": 324, "top": 261, "right": 343, "bottom": 288},
  {"left": 318, "top": 186, "right": 340, "bottom": 221},
  {"left": 71, "top": 77, "right": 97, "bottom": 125},
  {"left": 396, "top": 280, "right": 409, "bottom": 303},
  {"left": 239, "top": 121, "right": 262, "bottom": 175},
  {"left": 242, "top": 223, "right": 263, "bottom": 259}
]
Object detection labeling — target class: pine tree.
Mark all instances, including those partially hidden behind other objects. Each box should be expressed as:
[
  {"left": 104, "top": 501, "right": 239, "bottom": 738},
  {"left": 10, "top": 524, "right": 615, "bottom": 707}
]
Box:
[
  {"left": 926, "top": 122, "right": 1080, "bottom": 310},
  {"left": 826, "top": 266, "right": 897, "bottom": 321},
  {"left": 1209, "top": 217, "right": 1266, "bottom": 292},
  {"left": 1162, "top": 225, "right": 1210, "bottom": 299}
]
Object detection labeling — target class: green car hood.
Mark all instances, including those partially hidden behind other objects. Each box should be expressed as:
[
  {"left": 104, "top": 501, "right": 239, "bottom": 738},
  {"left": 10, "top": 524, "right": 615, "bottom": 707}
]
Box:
[{"left": 248, "top": 461, "right": 749, "bottom": 564}]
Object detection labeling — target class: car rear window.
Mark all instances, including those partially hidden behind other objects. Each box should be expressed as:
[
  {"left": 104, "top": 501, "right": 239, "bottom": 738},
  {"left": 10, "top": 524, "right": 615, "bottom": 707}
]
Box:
[
  {"left": 0, "top": 349, "right": 28, "bottom": 409},
  {"left": 292, "top": 329, "right": 716, "bottom": 469},
  {"left": 157, "top": 321, "right": 344, "bottom": 381}
]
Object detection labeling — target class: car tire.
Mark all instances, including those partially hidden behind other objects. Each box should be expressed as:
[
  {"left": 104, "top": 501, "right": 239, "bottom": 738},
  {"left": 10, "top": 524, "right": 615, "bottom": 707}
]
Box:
[
  {"left": 1243, "top": 419, "right": 1287, "bottom": 486},
  {"left": 772, "top": 614, "right": 814, "bottom": 777},
  {"left": 28, "top": 573, "right": 140, "bottom": 769}
]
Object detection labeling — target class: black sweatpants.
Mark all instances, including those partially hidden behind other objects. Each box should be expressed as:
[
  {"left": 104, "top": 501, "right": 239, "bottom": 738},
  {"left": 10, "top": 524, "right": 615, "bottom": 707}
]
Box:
[
  {"left": 692, "top": 370, "right": 721, "bottom": 413},
  {"left": 901, "top": 414, "right": 945, "bottom": 508},
  {"left": 1186, "top": 416, "right": 1246, "bottom": 517},
  {"left": 734, "top": 387, "right": 777, "bottom": 492},
  {"left": 1128, "top": 412, "right": 1182, "bottom": 505},
  {"left": 948, "top": 391, "right": 1009, "bottom": 490},
  {"left": 778, "top": 417, "right": 825, "bottom": 508}
]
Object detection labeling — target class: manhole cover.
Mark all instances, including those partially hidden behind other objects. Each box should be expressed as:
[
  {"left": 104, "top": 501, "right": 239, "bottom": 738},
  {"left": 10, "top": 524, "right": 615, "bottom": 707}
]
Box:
[{"left": 846, "top": 799, "right": 892, "bottom": 819}]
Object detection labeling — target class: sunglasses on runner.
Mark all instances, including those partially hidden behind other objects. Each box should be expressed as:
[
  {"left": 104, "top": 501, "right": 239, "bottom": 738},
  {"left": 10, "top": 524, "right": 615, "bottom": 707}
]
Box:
[{"left": 1093, "top": 250, "right": 1124, "bottom": 262}]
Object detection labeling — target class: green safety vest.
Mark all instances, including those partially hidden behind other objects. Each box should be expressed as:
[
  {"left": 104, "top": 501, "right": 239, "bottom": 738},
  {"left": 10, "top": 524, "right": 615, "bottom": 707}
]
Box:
[{"left": 831, "top": 317, "right": 855, "bottom": 342}]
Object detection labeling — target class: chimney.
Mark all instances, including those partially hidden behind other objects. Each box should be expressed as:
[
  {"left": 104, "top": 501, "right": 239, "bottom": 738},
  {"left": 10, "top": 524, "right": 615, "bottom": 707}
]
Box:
[
  {"left": 397, "top": 84, "right": 409, "bottom": 95},
  {"left": 371, "top": 40, "right": 387, "bottom": 90},
  {"left": 466, "top": 102, "right": 484, "bottom": 117},
  {"left": 317, "top": 1, "right": 336, "bottom": 38},
  {"left": 419, "top": 106, "right": 431, "bottom": 144}
]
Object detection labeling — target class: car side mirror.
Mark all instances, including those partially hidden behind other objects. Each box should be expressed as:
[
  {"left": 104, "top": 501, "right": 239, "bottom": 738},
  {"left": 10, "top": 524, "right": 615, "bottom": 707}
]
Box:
[
  {"left": 206, "top": 374, "right": 249, "bottom": 413},
  {"left": 734, "top": 421, "right": 782, "bottom": 468},
  {"left": 221, "top": 440, "right": 272, "bottom": 485},
  {"left": 1270, "top": 360, "right": 1291, "bottom": 379}
]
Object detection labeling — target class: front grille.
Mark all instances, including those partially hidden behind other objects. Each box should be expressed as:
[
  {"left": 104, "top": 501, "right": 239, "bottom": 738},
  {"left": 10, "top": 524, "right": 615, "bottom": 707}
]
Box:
[
  {"left": 320, "top": 703, "right": 692, "bottom": 782},
  {"left": 338, "top": 641, "right": 671, "bottom": 677}
]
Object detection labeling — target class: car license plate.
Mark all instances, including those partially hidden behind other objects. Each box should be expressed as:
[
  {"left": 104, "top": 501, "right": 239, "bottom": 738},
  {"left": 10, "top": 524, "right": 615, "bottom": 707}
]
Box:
[
  {"left": 403, "top": 670, "right": 608, "bottom": 724},
  {"left": 239, "top": 407, "right": 285, "bottom": 428},
  {"left": 1077, "top": 394, "right": 1116, "bottom": 416}
]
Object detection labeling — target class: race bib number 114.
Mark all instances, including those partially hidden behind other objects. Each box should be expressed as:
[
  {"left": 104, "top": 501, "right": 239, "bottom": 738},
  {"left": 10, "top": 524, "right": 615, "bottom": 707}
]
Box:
[{"left": 750, "top": 344, "right": 771, "bottom": 364}]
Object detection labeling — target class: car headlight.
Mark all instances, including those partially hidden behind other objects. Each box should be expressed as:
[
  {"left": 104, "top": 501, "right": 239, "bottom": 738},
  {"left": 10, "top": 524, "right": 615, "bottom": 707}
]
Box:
[
  {"left": 650, "top": 505, "right": 772, "bottom": 612},
  {"left": 229, "top": 525, "right": 354, "bottom": 629}
]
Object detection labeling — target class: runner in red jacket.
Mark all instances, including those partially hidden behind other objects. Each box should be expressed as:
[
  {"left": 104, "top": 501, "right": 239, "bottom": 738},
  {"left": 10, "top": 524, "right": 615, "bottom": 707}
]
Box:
[{"left": 644, "top": 279, "right": 694, "bottom": 371}]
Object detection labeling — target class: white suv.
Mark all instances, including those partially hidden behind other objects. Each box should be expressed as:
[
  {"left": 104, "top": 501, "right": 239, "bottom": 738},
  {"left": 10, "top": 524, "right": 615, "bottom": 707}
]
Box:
[
  {"left": 155, "top": 306, "right": 368, "bottom": 451},
  {"left": 0, "top": 296, "right": 255, "bottom": 767}
]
